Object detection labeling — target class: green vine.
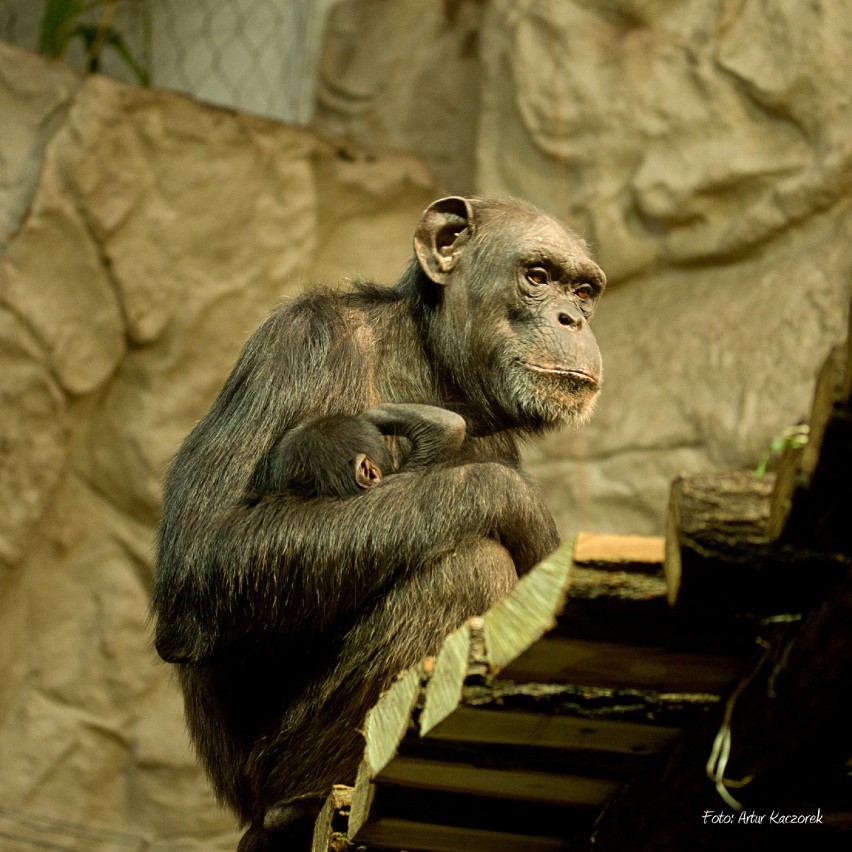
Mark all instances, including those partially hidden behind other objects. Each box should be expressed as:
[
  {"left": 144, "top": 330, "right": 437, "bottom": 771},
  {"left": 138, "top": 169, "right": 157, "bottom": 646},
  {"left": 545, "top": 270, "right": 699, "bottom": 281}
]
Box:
[{"left": 38, "top": 0, "right": 150, "bottom": 85}]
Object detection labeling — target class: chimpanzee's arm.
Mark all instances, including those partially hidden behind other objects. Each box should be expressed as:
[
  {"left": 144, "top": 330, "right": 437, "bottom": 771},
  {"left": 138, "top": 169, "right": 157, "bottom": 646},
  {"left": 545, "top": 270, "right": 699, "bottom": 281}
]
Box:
[
  {"left": 154, "top": 460, "right": 557, "bottom": 663},
  {"left": 361, "top": 403, "right": 466, "bottom": 469}
]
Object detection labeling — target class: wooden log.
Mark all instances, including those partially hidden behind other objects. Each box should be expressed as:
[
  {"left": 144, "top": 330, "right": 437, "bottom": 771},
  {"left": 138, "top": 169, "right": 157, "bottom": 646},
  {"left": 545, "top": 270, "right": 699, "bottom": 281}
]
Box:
[
  {"left": 665, "top": 470, "right": 849, "bottom": 614},
  {"left": 665, "top": 470, "right": 773, "bottom": 605},
  {"left": 769, "top": 342, "right": 852, "bottom": 553},
  {"left": 443, "top": 676, "right": 721, "bottom": 730},
  {"left": 549, "top": 564, "right": 671, "bottom": 642}
]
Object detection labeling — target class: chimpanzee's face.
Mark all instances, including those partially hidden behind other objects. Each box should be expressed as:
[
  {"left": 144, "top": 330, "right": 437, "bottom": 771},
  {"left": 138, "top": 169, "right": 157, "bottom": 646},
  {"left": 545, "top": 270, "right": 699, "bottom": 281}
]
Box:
[
  {"left": 414, "top": 197, "right": 605, "bottom": 432},
  {"left": 498, "top": 216, "right": 604, "bottom": 427}
]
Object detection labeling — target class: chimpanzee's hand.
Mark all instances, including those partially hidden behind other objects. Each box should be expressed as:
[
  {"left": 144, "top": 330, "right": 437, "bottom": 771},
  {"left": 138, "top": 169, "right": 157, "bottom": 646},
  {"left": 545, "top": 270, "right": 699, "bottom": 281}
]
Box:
[{"left": 362, "top": 403, "right": 465, "bottom": 469}]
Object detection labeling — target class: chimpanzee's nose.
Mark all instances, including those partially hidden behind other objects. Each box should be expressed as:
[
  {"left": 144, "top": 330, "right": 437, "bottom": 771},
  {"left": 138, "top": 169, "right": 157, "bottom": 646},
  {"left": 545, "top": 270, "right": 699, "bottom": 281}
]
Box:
[{"left": 557, "top": 307, "right": 583, "bottom": 329}]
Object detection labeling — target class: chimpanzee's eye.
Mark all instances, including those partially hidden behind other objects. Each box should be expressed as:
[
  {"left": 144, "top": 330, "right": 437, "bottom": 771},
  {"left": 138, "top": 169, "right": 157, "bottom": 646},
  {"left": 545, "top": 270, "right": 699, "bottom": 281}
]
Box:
[
  {"left": 526, "top": 267, "right": 548, "bottom": 287},
  {"left": 574, "top": 284, "right": 594, "bottom": 301}
]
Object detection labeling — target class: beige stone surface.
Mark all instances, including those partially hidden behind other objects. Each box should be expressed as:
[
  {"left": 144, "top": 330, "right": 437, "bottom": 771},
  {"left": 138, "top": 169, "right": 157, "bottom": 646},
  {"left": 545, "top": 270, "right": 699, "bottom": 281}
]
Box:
[
  {"left": 0, "top": 42, "right": 80, "bottom": 244},
  {"left": 314, "top": 0, "right": 852, "bottom": 535},
  {"left": 478, "top": 0, "right": 852, "bottom": 279},
  {"left": 0, "top": 43, "right": 435, "bottom": 849},
  {"left": 316, "top": 0, "right": 484, "bottom": 194},
  {"left": 0, "top": 309, "right": 69, "bottom": 567},
  {"left": 3, "top": 0, "right": 852, "bottom": 843}
]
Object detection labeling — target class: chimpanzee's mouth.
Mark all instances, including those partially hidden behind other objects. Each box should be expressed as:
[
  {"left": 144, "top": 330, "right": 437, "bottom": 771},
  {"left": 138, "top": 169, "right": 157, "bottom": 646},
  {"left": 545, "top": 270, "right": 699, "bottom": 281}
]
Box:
[{"left": 523, "top": 363, "right": 599, "bottom": 386}]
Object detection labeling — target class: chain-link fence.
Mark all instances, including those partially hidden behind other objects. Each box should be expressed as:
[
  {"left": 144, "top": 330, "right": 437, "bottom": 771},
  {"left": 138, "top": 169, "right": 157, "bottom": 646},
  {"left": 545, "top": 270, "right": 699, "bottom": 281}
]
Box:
[{"left": 0, "top": 0, "right": 339, "bottom": 124}]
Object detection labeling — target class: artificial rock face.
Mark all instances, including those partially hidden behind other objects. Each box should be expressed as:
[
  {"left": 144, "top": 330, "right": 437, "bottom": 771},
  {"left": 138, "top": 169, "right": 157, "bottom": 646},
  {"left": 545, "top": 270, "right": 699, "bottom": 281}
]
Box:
[
  {"left": 316, "top": 0, "right": 852, "bottom": 534},
  {"left": 0, "top": 41, "right": 435, "bottom": 848}
]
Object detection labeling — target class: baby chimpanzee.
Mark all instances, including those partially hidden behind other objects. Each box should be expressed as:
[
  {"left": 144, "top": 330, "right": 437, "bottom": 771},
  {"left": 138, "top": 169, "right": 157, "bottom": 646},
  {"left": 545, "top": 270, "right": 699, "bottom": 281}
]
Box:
[{"left": 259, "top": 402, "right": 466, "bottom": 498}]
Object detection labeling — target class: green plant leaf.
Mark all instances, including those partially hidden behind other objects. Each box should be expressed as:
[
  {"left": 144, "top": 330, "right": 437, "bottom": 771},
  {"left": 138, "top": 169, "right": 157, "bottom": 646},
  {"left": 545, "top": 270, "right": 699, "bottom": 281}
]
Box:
[
  {"left": 38, "top": 0, "right": 86, "bottom": 57},
  {"left": 71, "top": 23, "right": 149, "bottom": 85},
  {"left": 102, "top": 29, "right": 150, "bottom": 85}
]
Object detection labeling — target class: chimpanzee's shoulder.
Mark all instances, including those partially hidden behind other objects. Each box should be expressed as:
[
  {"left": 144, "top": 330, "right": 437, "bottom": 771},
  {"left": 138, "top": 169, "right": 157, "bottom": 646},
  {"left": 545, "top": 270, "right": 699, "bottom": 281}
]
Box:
[{"left": 266, "top": 280, "right": 399, "bottom": 321}]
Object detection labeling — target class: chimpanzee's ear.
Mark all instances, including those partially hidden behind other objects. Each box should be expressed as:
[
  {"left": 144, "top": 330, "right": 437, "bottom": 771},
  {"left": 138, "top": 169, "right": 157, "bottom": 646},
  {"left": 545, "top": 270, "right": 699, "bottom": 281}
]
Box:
[
  {"left": 414, "top": 196, "right": 475, "bottom": 285},
  {"left": 354, "top": 453, "right": 383, "bottom": 489}
]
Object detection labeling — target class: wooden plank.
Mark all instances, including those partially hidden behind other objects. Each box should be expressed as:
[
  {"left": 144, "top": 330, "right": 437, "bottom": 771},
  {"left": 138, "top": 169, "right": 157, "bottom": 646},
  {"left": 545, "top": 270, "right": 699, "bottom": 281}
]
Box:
[
  {"left": 311, "top": 786, "right": 353, "bottom": 852},
  {"left": 363, "top": 662, "right": 422, "bottom": 776},
  {"left": 425, "top": 705, "right": 682, "bottom": 755},
  {"left": 420, "top": 621, "right": 470, "bottom": 735},
  {"left": 391, "top": 722, "right": 684, "bottom": 785},
  {"left": 349, "top": 783, "right": 598, "bottom": 849},
  {"left": 495, "top": 636, "right": 744, "bottom": 693},
  {"left": 574, "top": 532, "right": 665, "bottom": 570},
  {"left": 375, "top": 755, "right": 621, "bottom": 806},
  {"left": 349, "top": 761, "right": 377, "bottom": 841},
  {"left": 353, "top": 816, "right": 573, "bottom": 852},
  {"left": 351, "top": 664, "right": 423, "bottom": 838},
  {"left": 482, "top": 542, "right": 573, "bottom": 673},
  {"left": 311, "top": 793, "right": 336, "bottom": 852}
]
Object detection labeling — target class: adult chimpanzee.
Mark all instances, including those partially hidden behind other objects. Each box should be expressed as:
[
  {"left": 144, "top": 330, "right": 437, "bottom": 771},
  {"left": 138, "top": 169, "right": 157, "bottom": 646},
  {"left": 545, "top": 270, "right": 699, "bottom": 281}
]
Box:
[
  {"left": 260, "top": 403, "right": 467, "bottom": 498},
  {"left": 152, "top": 196, "right": 605, "bottom": 850}
]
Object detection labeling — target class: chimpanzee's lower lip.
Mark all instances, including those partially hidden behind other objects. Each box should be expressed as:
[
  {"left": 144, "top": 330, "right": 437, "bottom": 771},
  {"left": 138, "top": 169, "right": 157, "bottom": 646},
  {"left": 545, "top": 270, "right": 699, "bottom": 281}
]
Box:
[{"left": 524, "top": 364, "right": 599, "bottom": 385}]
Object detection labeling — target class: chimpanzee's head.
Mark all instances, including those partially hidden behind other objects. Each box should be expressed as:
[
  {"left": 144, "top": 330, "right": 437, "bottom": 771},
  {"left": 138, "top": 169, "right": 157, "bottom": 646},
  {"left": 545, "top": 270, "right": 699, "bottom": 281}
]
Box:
[{"left": 413, "top": 196, "right": 605, "bottom": 433}]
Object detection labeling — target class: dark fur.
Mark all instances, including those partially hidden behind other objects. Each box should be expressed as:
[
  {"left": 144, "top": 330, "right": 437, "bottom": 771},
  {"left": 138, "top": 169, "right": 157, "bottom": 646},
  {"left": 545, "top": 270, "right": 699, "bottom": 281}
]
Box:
[
  {"left": 261, "top": 403, "right": 467, "bottom": 498},
  {"left": 151, "top": 196, "right": 605, "bottom": 849},
  {"left": 260, "top": 413, "right": 392, "bottom": 498}
]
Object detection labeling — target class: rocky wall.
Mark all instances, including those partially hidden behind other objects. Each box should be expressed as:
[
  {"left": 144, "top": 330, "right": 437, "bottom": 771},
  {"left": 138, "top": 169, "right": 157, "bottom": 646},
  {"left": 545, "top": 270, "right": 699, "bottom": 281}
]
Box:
[
  {"left": 3, "top": 1, "right": 852, "bottom": 844},
  {"left": 0, "top": 42, "right": 436, "bottom": 849},
  {"left": 316, "top": 0, "right": 852, "bottom": 534}
]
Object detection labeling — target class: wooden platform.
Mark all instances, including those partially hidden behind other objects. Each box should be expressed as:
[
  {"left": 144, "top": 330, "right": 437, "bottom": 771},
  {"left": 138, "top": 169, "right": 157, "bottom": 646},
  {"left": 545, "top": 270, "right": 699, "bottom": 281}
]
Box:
[{"left": 313, "top": 316, "right": 852, "bottom": 852}]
